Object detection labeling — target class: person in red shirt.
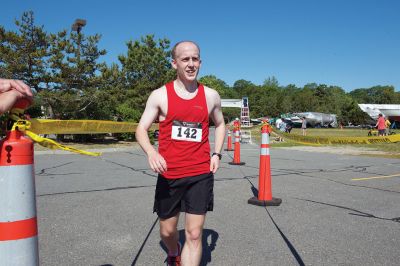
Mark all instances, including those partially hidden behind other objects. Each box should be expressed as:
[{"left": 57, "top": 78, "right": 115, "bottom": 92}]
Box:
[
  {"left": 233, "top": 118, "right": 240, "bottom": 129},
  {"left": 136, "top": 41, "right": 225, "bottom": 266},
  {"left": 0, "top": 78, "right": 33, "bottom": 115},
  {"left": 375, "top": 114, "right": 386, "bottom": 136}
]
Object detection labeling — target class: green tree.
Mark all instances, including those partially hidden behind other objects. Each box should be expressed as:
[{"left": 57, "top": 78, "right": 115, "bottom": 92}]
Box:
[
  {"left": 40, "top": 27, "right": 106, "bottom": 119},
  {"left": 257, "top": 76, "right": 281, "bottom": 117},
  {"left": 199, "top": 75, "right": 233, "bottom": 98},
  {"left": 118, "top": 35, "right": 175, "bottom": 121},
  {"left": 96, "top": 63, "right": 128, "bottom": 120},
  {"left": 292, "top": 85, "right": 318, "bottom": 112},
  {"left": 350, "top": 85, "right": 399, "bottom": 104},
  {"left": 0, "top": 11, "right": 48, "bottom": 91},
  {"left": 233, "top": 79, "right": 255, "bottom": 96},
  {"left": 263, "top": 76, "right": 279, "bottom": 88},
  {"left": 279, "top": 84, "right": 298, "bottom": 114}
]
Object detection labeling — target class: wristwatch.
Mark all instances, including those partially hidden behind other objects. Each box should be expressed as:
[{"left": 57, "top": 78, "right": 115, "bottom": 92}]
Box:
[{"left": 212, "top": 152, "right": 222, "bottom": 160}]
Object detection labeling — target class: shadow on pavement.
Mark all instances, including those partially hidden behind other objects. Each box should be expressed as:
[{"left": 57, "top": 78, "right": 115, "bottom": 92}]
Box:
[{"left": 159, "top": 228, "right": 219, "bottom": 265}]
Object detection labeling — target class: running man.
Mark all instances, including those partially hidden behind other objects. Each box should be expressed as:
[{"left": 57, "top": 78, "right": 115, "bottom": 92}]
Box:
[{"left": 135, "top": 41, "right": 225, "bottom": 266}]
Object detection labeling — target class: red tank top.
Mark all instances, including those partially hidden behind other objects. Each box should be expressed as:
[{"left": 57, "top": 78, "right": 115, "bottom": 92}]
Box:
[{"left": 158, "top": 81, "right": 210, "bottom": 179}]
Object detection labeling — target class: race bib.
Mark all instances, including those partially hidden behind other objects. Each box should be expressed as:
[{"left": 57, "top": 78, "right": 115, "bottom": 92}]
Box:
[{"left": 171, "top": 120, "right": 202, "bottom": 142}]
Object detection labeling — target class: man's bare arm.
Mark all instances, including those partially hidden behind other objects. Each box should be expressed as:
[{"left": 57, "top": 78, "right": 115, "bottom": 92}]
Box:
[
  {"left": 209, "top": 90, "right": 226, "bottom": 173},
  {"left": 135, "top": 89, "right": 167, "bottom": 174}
]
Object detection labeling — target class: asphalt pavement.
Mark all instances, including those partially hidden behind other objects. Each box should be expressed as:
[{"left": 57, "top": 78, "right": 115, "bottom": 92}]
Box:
[{"left": 34, "top": 132, "right": 400, "bottom": 266}]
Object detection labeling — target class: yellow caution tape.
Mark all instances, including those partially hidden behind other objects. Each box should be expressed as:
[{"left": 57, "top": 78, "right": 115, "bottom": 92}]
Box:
[
  {"left": 29, "top": 119, "right": 160, "bottom": 134},
  {"left": 26, "top": 130, "right": 101, "bottom": 156},
  {"left": 273, "top": 128, "right": 400, "bottom": 145},
  {"left": 11, "top": 119, "right": 101, "bottom": 156},
  {"left": 7, "top": 108, "right": 159, "bottom": 156}
]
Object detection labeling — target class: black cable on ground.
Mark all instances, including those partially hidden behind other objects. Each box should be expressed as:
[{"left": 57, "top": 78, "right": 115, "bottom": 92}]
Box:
[{"left": 131, "top": 217, "right": 159, "bottom": 266}]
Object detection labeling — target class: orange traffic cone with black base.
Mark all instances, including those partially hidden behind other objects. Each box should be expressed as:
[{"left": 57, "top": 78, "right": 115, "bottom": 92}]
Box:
[
  {"left": 224, "top": 127, "right": 234, "bottom": 151},
  {"left": 228, "top": 126, "right": 245, "bottom": 165},
  {"left": 0, "top": 99, "right": 39, "bottom": 265},
  {"left": 248, "top": 124, "right": 281, "bottom": 206}
]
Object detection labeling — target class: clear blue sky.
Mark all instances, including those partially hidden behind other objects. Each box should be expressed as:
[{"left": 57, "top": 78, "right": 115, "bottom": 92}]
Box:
[{"left": 2, "top": 0, "right": 399, "bottom": 91}]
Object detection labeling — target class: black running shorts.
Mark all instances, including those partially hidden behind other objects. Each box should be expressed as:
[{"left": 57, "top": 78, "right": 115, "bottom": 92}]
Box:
[{"left": 153, "top": 172, "right": 214, "bottom": 219}]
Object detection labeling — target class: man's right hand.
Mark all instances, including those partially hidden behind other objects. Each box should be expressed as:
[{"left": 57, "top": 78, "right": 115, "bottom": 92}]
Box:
[{"left": 147, "top": 151, "right": 167, "bottom": 174}]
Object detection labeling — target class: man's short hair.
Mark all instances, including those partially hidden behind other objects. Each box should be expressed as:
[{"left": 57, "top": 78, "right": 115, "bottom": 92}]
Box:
[{"left": 171, "top": 41, "right": 200, "bottom": 60}]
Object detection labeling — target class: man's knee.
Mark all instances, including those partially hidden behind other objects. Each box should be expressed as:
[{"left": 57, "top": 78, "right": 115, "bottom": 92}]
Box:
[
  {"left": 160, "top": 218, "right": 179, "bottom": 239},
  {"left": 185, "top": 227, "right": 202, "bottom": 242},
  {"left": 160, "top": 225, "right": 177, "bottom": 239}
]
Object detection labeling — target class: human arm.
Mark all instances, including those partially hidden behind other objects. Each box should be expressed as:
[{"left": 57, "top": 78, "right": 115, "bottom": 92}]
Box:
[
  {"left": 209, "top": 91, "right": 225, "bottom": 173},
  {"left": 135, "top": 89, "right": 167, "bottom": 174}
]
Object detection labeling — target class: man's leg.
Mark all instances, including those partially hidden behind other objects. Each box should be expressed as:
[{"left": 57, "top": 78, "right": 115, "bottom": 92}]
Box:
[
  {"left": 159, "top": 213, "right": 180, "bottom": 254},
  {"left": 181, "top": 213, "right": 206, "bottom": 266}
]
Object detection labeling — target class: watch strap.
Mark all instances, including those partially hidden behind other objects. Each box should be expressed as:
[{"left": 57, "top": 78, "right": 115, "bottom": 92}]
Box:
[{"left": 212, "top": 152, "right": 222, "bottom": 160}]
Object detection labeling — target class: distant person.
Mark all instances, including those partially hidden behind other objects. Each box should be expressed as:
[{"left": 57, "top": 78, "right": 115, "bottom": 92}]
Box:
[
  {"left": 279, "top": 120, "right": 286, "bottom": 132},
  {"left": 234, "top": 117, "right": 240, "bottom": 129},
  {"left": 285, "top": 120, "right": 293, "bottom": 133},
  {"left": 0, "top": 78, "right": 33, "bottom": 115},
  {"left": 385, "top": 117, "right": 391, "bottom": 136},
  {"left": 375, "top": 114, "right": 386, "bottom": 136},
  {"left": 275, "top": 118, "right": 282, "bottom": 129},
  {"left": 301, "top": 117, "right": 307, "bottom": 136}
]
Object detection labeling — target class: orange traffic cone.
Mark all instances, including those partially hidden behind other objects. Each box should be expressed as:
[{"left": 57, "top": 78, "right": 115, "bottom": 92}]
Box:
[
  {"left": 225, "top": 129, "right": 234, "bottom": 151},
  {"left": 248, "top": 125, "right": 281, "bottom": 206},
  {"left": 229, "top": 127, "right": 245, "bottom": 165},
  {"left": 0, "top": 99, "right": 39, "bottom": 265}
]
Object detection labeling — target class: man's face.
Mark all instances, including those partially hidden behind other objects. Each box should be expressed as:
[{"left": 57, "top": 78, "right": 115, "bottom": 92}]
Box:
[{"left": 172, "top": 42, "right": 201, "bottom": 82}]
